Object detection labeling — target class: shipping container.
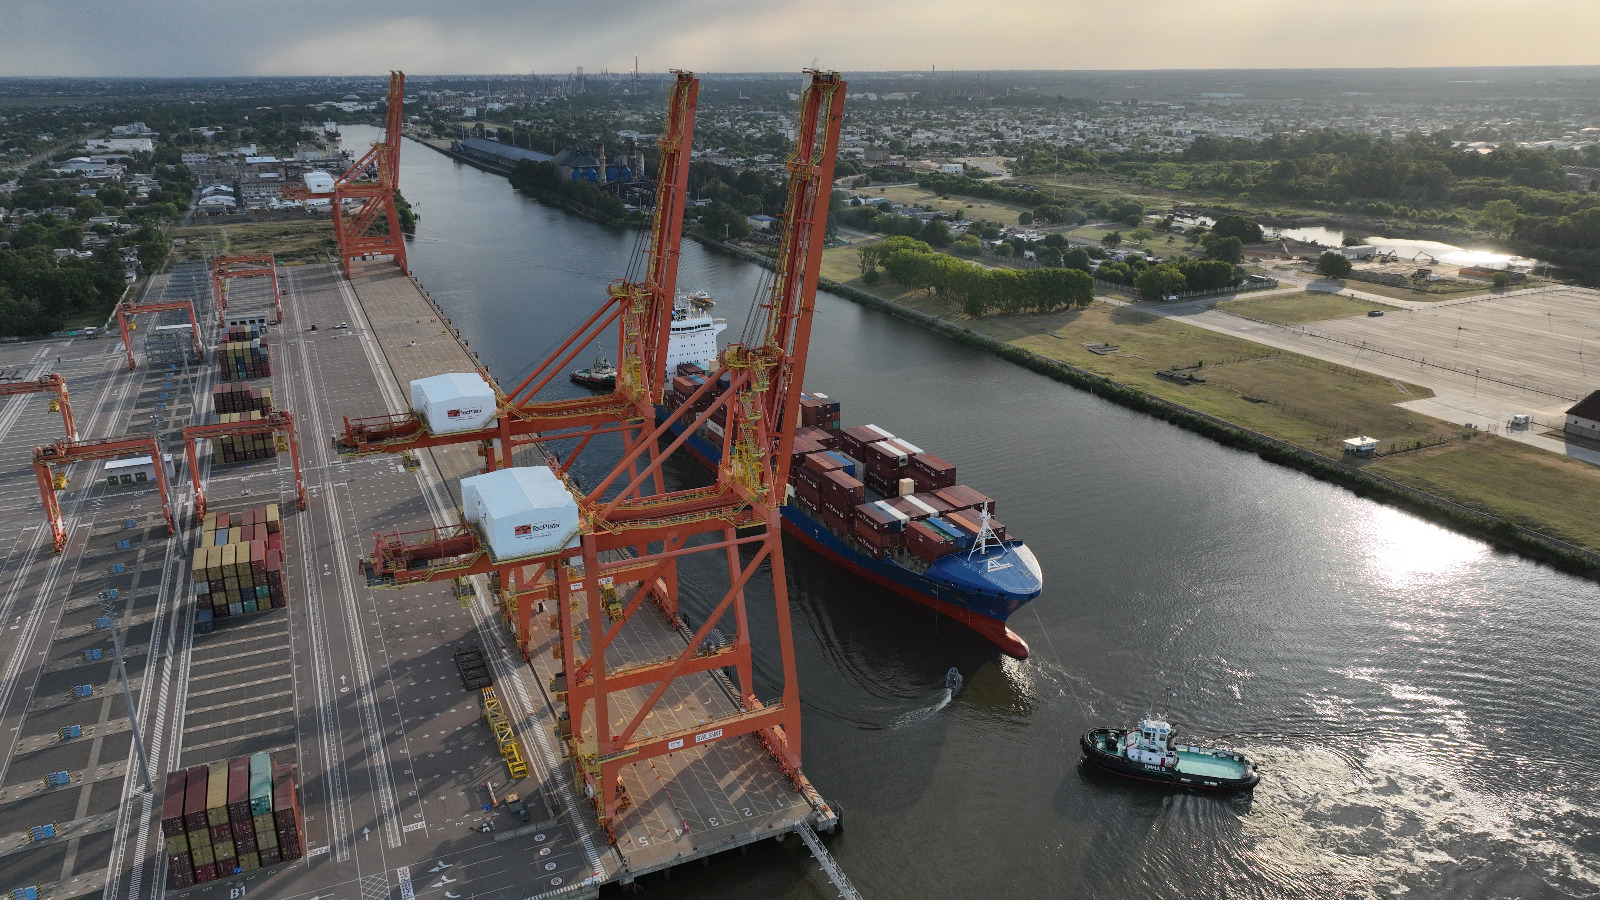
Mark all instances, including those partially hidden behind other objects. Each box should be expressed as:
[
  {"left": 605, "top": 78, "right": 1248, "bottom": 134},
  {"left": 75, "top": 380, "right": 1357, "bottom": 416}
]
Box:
[
  {"left": 838, "top": 424, "right": 894, "bottom": 460},
  {"left": 934, "top": 485, "right": 993, "bottom": 514},
  {"left": 167, "top": 851, "right": 195, "bottom": 889},
  {"left": 227, "top": 757, "right": 251, "bottom": 823},
  {"left": 193, "top": 862, "right": 217, "bottom": 884},
  {"left": 258, "top": 845, "right": 281, "bottom": 866},
  {"left": 162, "top": 770, "right": 188, "bottom": 837},
  {"left": 795, "top": 424, "right": 839, "bottom": 449},
  {"left": 249, "top": 753, "right": 273, "bottom": 816},
  {"left": 182, "top": 765, "right": 209, "bottom": 831}
]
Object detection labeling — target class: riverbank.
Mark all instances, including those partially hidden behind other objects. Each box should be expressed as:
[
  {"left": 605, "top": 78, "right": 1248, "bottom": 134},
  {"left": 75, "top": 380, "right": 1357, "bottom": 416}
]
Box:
[{"left": 692, "top": 232, "right": 1600, "bottom": 576}]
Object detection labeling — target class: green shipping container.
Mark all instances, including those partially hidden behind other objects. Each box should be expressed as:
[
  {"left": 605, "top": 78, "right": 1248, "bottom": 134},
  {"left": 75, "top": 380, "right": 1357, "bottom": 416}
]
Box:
[
  {"left": 189, "top": 834, "right": 215, "bottom": 866},
  {"left": 238, "top": 852, "right": 259, "bottom": 871},
  {"left": 164, "top": 833, "right": 190, "bottom": 856},
  {"left": 249, "top": 753, "right": 273, "bottom": 816},
  {"left": 254, "top": 813, "right": 279, "bottom": 848}
]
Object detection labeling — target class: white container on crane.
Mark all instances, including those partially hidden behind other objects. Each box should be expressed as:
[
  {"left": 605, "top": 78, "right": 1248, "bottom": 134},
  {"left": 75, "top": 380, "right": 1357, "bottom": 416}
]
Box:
[
  {"left": 410, "top": 372, "right": 496, "bottom": 434},
  {"left": 461, "top": 467, "right": 581, "bottom": 561}
]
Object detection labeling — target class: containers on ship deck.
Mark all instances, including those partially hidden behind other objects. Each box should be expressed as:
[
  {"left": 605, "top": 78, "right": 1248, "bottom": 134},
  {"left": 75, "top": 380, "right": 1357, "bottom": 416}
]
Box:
[
  {"left": 908, "top": 452, "right": 956, "bottom": 492},
  {"left": 798, "top": 391, "right": 840, "bottom": 429},
  {"left": 838, "top": 424, "right": 894, "bottom": 461},
  {"left": 795, "top": 424, "right": 839, "bottom": 450}
]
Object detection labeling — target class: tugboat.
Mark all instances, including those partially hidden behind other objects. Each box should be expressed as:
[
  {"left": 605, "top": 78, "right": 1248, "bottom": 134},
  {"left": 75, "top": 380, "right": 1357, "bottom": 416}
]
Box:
[
  {"left": 1080, "top": 713, "right": 1260, "bottom": 792},
  {"left": 569, "top": 349, "right": 617, "bottom": 390}
]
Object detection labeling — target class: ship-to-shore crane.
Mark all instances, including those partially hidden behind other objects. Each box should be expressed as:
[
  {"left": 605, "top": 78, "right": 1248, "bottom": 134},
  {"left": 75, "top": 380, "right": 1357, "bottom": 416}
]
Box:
[
  {"left": 352, "top": 70, "right": 847, "bottom": 840},
  {"left": 283, "top": 71, "right": 409, "bottom": 275}
]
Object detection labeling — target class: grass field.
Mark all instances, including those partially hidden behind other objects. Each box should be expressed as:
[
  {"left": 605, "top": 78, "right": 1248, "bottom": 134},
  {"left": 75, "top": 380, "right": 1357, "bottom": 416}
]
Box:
[
  {"left": 174, "top": 219, "right": 336, "bottom": 262},
  {"left": 1217, "top": 291, "right": 1388, "bottom": 325},
  {"left": 818, "top": 258, "right": 1600, "bottom": 548},
  {"left": 1337, "top": 278, "right": 1493, "bottom": 303},
  {"left": 1372, "top": 436, "right": 1600, "bottom": 549},
  {"left": 867, "top": 185, "right": 1034, "bottom": 227}
]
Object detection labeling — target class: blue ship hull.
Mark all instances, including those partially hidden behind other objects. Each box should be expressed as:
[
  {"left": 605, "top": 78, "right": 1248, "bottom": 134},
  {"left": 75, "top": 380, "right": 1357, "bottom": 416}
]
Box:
[{"left": 655, "top": 405, "right": 1041, "bottom": 657}]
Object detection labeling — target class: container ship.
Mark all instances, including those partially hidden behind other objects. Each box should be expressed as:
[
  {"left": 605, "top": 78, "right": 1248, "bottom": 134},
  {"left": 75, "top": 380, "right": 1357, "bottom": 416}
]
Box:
[{"left": 640, "top": 314, "right": 1042, "bottom": 656}]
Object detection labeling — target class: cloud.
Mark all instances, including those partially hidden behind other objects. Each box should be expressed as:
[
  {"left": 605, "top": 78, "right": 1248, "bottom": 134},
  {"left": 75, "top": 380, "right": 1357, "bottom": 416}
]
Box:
[{"left": 0, "top": 0, "right": 1597, "bottom": 76}]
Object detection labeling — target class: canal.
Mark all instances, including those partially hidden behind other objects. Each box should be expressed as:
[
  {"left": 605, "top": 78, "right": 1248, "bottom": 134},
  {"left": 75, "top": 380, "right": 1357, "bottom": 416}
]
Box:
[{"left": 362, "top": 127, "right": 1600, "bottom": 899}]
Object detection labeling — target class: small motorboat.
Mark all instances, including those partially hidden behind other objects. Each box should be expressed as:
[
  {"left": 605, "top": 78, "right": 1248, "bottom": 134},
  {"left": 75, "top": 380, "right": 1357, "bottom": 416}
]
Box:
[
  {"left": 945, "top": 667, "right": 963, "bottom": 693},
  {"left": 1080, "top": 714, "right": 1259, "bottom": 792},
  {"left": 569, "top": 350, "right": 617, "bottom": 390}
]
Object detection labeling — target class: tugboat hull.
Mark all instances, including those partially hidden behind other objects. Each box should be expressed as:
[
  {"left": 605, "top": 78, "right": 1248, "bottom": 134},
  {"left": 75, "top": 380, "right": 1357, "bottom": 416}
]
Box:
[
  {"left": 1080, "top": 728, "right": 1259, "bottom": 792},
  {"left": 569, "top": 371, "right": 616, "bottom": 390}
]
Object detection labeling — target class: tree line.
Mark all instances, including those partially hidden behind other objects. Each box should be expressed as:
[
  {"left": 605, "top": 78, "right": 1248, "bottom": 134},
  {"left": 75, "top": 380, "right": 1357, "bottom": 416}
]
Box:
[{"left": 859, "top": 236, "right": 1095, "bottom": 317}]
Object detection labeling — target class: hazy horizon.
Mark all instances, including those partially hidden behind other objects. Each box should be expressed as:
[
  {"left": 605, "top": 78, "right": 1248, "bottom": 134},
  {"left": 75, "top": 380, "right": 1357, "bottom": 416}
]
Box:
[{"left": 4, "top": 0, "right": 1598, "bottom": 79}]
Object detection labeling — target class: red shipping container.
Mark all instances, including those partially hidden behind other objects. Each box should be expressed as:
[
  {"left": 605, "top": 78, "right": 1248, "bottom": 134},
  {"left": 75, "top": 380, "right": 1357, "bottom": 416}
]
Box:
[
  {"left": 802, "top": 453, "right": 843, "bottom": 477},
  {"left": 233, "top": 824, "right": 257, "bottom": 855},
  {"left": 162, "top": 770, "right": 188, "bottom": 837},
  {"left": 183, "top": 765, "right": 209, "bottom": 831},
  {"left": 193, "top": 862, "right": 217, "bottom": 884},
  {"left": 852, "top": 534, "right": 886, "bottom": 559},
  {"left": 837, "top": 424, "right": 894, "bottom": 460},
  {"left": 852, "top": 500, "right": 907, "bottom": 535},
  {"left": 258, "top": 845, "right": 281, "bottom": 866},
  {"left": 934, "top": 485, "right": 992, "bottom": 514},
  {"left": 908, "top": 453, "right": 956, "bottom": 490},
  {"left": 227, "top": 757, "right": 251, "bottom": 823},
  {"left": 819, "top": 470, "right": 864, "bottom": 505},
  {"left": 818, "top": 506, "right": 851, "bottom": 536},
  {"left": 795, "top": 425, "right": 839, "bottom": 448},
  {"left": 889, "top": 494, "right": 947, "bottom": 521},
  {"left": 794, "top": 478, "right": 821, "bottom": 508},
  {"left": 946, "top": 509, "right": 1006, "bottom": 542},
  {"left": 167, "top": 852, "right": 195, "bottom": 889},
  {"left": 907, "top": 520, "right": 956, "bottom": 563}
]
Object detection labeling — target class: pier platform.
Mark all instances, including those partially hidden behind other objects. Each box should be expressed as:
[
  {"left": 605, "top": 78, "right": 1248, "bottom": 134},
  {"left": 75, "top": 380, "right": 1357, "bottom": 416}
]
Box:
[{"left": 0, "top": 255, "right": 837, "bottom": 900}]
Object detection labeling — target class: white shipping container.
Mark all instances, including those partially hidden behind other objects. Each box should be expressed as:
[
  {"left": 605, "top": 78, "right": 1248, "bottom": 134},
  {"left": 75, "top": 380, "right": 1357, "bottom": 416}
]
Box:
[
  {"left": 411, "top": 372, "right": 497, "bottom": 434},
  {"left": 461, "top": 467, "right": 580, "bottom": 561}
]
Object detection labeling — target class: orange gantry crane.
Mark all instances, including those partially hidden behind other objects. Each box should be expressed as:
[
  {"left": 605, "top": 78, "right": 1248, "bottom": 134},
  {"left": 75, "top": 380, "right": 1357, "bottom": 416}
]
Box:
[
  {"left": 116, "top": 299, "right": 205, "bottom": 370},
  {"left": 211, "top": 254, "right": 282, "bottom": 325},
  {"left": 0, "top": 374, "right": 77, "bottom": 440},
  {"left": 285, "top": 71, "right": 409, "bottom": 275},
  {"left": 358, "top": 70, "right": 847, "bottom": 840},
  {"left": 335, "top": 70, "right": 703, "bottom": 466},
  {"left": 34, "top": 436, "right": 176, "bottom": 552},
  {"left": 182, "top": 411, "right": 307, "bottom": 518}
]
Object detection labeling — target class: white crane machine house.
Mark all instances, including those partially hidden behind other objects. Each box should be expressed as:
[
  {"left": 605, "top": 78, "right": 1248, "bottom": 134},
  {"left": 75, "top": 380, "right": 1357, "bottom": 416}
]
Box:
[{"left": 460, "top": 467, "right": 582, "bottom": 561}]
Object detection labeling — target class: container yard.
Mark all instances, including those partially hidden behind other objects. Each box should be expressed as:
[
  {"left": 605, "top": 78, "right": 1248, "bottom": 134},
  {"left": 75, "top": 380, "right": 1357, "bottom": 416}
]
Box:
[
  {"left": 216, "top": 328, "right": 272, "bottom": 382},
  {"left": 161, "top": 754, "right": 301, "bottom": 888}
]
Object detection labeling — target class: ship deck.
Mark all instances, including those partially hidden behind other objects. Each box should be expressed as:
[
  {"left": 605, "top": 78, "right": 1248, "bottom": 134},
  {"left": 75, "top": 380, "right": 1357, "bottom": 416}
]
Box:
[{"left": 0, "top": 257, "right": 829, "bottom": 900}]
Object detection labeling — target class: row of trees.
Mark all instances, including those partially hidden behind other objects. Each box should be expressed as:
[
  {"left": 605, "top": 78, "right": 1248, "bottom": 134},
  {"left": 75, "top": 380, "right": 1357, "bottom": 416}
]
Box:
[{"left": 863, "top": 236, "right": 1095, "bottom": 317}]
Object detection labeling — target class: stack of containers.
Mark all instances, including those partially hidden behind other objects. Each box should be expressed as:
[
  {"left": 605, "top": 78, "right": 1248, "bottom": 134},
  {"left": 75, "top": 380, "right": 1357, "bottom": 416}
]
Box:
[
  {"left": 182, "top": 764, "right": 214, "bottom": 883},
  {"left": 837, "top": 424, "right": 895, "bottom": 461},
  {"left": 252, "top": 752, "right": 282, "bottom": 866},
  {"left": 273, "top": 762, "right": 304, "bottom": 861},
  {"left": 794, "top": 424, "right": 839, "bottom": 449},
  {"left": 161, "top": 771, "right": 194, "bottom": 889},
  {"left": 211, "top": 412, "right": 278, "bottom": 463},
  {"left": 206, "top": 760, "right": 237, "bottom": 874},
  {"left": 907, "top": 452, "right": 957, "bottom": 493},
  {"left": 218, "top": 327, "right": 271, "bottom": 382},
  {"left": 212, "top": 384, "right": 274, "bottom": 415},
  {"left": 191, "top": 505, "right": 285, "bottom": 620},
  {"left": 851, "top": 499, "right": 911, "bottom": 559},
  {"left": 861, "top": 437, "right": 924, "bottom": 497},
  {"left": 228, "top": 757, "right": 258, "bottom": 871},
  {"left": 797, "top": 391, "right": 841, "bottom": 430},
  {"left": 162, "top": 754, "right": 303, "bottom": 888}
]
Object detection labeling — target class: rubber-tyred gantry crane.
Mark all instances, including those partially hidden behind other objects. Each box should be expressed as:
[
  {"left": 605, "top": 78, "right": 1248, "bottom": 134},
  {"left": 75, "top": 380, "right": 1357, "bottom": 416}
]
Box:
[
  {"left": 358, "top": 70, "right": 847, "bottom": 841},
  {"left": 211, "top": 254, "right": 281, "bottom": 325},
  {"left": 335, "top": 70, "right": 703, "bottom": 466},
  {"left": 116, "top": 299, "right": 205, "bottom": 370},
  {"left": 182, "top": 410, "right": 307, "bottom": 518},
  {"left": 34, "top": 436, "right": 175, "bottom": 552},
  {"left": 0, "top": 374, "right": 77, "bottom": 440}
]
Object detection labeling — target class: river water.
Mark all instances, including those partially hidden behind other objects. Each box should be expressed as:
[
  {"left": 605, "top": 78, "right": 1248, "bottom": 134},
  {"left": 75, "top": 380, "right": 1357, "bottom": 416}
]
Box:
[{"left": 364, "top": 128, "right": 1600, "bottom": 899}]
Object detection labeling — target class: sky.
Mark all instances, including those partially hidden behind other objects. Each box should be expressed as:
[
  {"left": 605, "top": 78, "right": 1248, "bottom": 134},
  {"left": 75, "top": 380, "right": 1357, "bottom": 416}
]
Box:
[{"left": 3, "top": 0, "right": 1599, "bottom": 77}]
